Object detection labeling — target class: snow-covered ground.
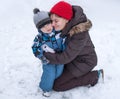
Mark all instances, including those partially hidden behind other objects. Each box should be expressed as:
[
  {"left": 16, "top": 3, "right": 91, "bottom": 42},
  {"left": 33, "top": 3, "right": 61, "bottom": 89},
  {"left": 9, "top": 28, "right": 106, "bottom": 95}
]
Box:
[{"left": 0, "top": 0, "right": 120, "bottom": 99}]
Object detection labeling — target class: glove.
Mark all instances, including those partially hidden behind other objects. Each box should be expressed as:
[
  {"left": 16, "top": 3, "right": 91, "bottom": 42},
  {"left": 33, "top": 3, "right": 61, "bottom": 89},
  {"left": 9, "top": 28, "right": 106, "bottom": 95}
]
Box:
[
  {"left": 41, "top": 56, "right": 50, "bottom": 65},
  {"left": 41, "top": 44, "right": 55, "bottom": 53}
]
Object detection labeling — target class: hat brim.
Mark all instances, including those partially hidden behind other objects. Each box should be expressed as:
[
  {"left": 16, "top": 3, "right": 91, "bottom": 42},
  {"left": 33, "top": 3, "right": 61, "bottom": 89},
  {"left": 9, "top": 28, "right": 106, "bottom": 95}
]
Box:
[{"left": 36, "top": 18, "right": 52, "bottom": 29}]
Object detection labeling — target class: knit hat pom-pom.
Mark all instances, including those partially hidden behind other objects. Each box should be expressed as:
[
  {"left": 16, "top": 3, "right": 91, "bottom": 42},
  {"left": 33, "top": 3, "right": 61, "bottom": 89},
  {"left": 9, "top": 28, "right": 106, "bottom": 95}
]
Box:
[{"left": 33, "top": 8, "right": 40, "bottom": 14}]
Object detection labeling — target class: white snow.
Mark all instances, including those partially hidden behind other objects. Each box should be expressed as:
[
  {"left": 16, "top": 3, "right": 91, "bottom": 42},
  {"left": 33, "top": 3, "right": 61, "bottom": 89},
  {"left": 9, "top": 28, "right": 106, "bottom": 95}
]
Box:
[{"left": 0, "top": 0, "right": 120, "bottom": 99}]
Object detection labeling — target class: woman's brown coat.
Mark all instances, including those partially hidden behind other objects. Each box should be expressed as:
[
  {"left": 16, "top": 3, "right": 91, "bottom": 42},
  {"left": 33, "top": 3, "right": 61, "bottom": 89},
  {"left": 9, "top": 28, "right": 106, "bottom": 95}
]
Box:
[{"left": 44, "top": 6, "right": 97, "bottom": 77}]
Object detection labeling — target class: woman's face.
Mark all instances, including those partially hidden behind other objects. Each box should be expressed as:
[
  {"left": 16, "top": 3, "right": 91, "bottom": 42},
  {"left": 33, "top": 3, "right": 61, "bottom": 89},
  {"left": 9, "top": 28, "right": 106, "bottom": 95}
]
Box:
[{"left": 50, "top": 14, "right": 69, "bottom": 31}]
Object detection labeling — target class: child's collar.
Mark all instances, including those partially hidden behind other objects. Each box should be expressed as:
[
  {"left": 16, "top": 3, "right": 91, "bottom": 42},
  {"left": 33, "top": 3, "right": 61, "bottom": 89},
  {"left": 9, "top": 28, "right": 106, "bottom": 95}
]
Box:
[{"left": 38, "top": 29, "right": 54, "bottom": 37}]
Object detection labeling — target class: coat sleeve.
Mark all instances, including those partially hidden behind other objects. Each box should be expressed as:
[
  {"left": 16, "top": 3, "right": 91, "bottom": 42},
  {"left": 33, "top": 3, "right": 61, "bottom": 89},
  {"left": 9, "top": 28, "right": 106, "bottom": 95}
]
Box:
[
  {"left": 32, "top": 36, "right": 43, "bottom": 58},
  {"left": 44, "top": 33, "right": 88, "bottom": 64}
]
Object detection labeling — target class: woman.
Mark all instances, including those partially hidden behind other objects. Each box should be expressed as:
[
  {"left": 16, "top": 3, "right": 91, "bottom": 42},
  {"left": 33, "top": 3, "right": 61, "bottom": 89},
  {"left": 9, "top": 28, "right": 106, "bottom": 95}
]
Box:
[{"left": 44, "top": 1, "right": 104, "bottom": 91}]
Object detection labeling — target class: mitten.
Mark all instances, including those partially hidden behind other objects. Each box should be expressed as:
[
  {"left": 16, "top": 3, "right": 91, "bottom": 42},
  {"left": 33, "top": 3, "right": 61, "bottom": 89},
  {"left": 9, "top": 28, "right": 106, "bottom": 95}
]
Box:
[
  {"left": 41, "top": 56, "right": 50, "bottom": 65},
  {"left": 41, "top": 44, "right": 55, "bottom": 53}
]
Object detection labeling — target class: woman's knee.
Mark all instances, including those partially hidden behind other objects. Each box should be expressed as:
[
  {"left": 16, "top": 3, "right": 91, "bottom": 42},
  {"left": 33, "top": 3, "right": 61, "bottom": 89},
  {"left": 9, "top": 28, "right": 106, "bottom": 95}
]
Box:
[{"left": 53, "top": 79, "right": 65, "bottom": 91}]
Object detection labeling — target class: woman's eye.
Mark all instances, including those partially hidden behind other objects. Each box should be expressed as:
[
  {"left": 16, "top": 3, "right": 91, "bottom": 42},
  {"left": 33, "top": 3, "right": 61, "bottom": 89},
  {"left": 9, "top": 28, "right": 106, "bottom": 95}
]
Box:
[{"left": 55, "top": 20, "right": 58, "bottom": 23}]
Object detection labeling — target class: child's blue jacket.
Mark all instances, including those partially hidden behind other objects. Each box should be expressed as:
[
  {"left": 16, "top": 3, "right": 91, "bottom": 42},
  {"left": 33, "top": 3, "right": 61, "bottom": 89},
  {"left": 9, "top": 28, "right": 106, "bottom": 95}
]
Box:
[{"left": 32, "top": 29, "right": 65, "bottom": 61}]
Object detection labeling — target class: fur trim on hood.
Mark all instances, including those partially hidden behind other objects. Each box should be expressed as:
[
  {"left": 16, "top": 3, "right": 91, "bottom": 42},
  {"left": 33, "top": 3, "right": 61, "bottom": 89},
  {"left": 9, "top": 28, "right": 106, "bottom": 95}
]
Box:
[{"left": 69, "top": 19, "right": 92, "bottom": 37}]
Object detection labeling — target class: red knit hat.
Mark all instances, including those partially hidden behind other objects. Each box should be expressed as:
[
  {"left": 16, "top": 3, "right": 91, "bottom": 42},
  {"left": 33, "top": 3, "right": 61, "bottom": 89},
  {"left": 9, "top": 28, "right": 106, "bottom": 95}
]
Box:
[{"left": 50, "top": 1, "right": 73, "bottom": 20}]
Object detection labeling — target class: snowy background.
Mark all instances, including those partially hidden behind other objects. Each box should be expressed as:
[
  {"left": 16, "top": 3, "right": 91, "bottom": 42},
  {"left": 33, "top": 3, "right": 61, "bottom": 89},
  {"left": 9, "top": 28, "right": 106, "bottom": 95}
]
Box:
[{"left": 0, "top": 0, "right": 120, "bottom": 99}]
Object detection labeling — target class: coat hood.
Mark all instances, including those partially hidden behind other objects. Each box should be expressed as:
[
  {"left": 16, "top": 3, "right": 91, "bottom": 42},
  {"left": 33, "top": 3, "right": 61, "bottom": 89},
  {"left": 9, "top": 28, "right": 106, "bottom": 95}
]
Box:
[
  {"left": 69, "top": 19, "right": 92, "bottom": 36},
  {"left": 61, "top": 6, "right": 90, "bottom": 37}
]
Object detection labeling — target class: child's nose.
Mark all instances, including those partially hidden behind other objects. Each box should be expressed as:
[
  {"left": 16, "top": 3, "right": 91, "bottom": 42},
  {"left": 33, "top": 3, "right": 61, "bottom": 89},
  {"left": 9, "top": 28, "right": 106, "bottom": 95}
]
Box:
[{"left": 52, "top": 22, "right": 55, "bottom": 27}]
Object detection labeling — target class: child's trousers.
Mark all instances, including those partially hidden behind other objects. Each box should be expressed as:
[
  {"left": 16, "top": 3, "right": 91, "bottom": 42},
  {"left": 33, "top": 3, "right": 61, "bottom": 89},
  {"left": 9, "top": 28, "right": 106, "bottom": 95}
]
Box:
[{"left": 39, "top": 64, "right": 64, "bottom": 92}]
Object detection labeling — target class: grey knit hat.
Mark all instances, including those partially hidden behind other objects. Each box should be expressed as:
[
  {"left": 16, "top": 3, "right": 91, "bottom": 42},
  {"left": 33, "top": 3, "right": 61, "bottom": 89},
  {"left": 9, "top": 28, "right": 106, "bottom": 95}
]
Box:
[{"left": 33, "top": 8, "right": 51, "bottom": 29}]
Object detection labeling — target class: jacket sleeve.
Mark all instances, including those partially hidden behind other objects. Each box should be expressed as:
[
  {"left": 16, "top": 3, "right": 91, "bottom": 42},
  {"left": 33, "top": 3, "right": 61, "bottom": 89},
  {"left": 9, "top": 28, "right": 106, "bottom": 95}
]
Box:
[
  {"left": 44, "top": 33, "right": 88, "bottom": 64},
  {"left": 32, "top": 35, "right": 50, "bottom": 65},
  {"left": 32, "top": 36, "right": 43, "bottom": 58}
]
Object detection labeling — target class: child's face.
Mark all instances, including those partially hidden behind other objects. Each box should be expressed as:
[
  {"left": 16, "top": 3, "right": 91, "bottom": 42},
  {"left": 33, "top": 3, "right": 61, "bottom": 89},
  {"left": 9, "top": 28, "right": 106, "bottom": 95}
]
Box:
[{"left": 40, "top": 23, "right": 53, "bottom": 33}]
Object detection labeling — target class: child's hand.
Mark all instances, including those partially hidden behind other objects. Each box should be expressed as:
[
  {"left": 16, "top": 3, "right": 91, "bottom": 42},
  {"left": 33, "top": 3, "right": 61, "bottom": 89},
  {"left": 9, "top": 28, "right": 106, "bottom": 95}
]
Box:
[
  {"left": 41, "top": 56, "right": 49, "bottom": 65},
  {"left": 41, "top": 44, "right": 55, "bottom": 53}
]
